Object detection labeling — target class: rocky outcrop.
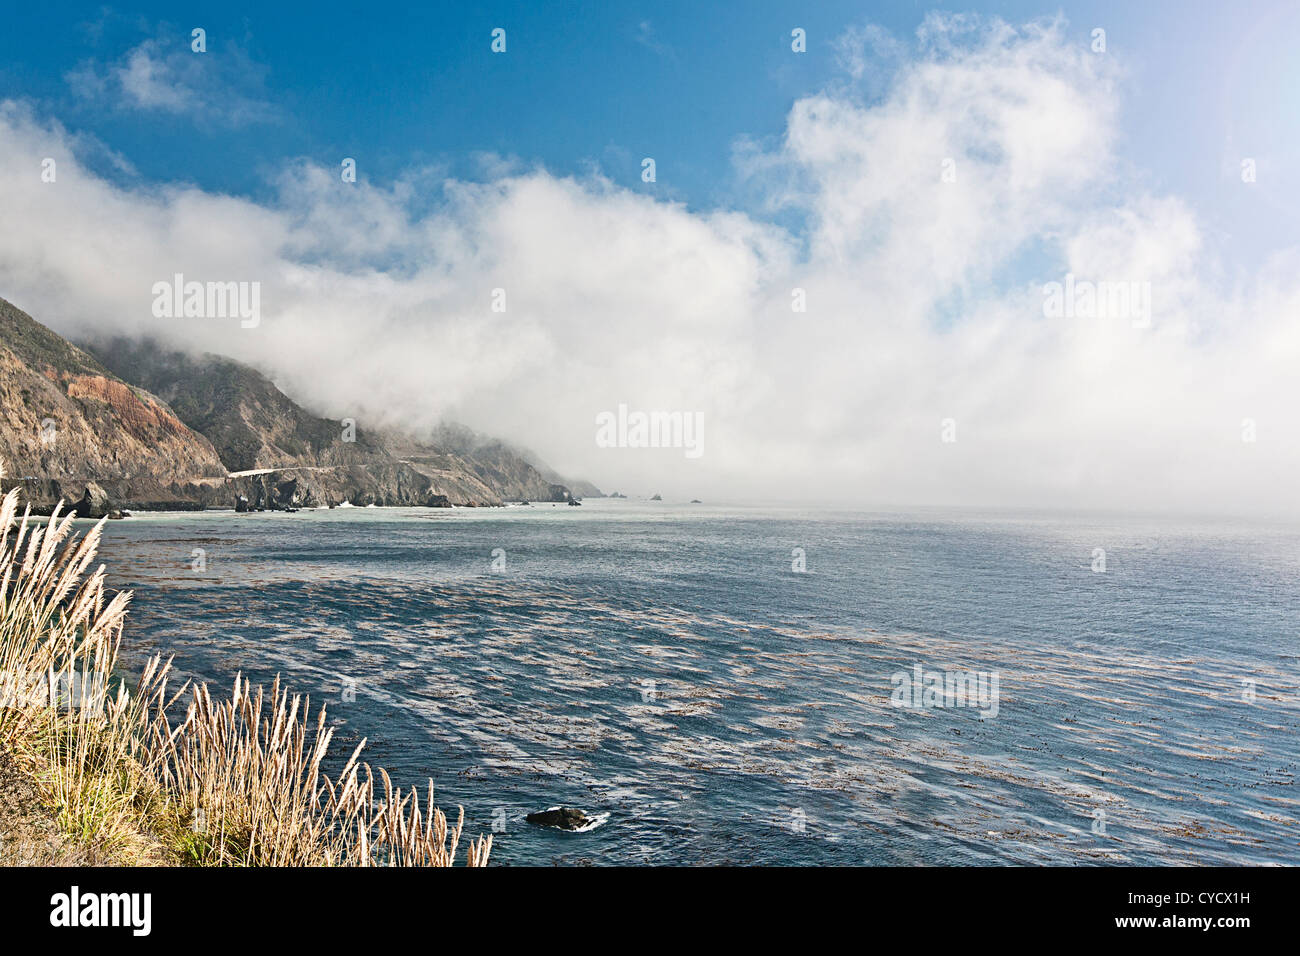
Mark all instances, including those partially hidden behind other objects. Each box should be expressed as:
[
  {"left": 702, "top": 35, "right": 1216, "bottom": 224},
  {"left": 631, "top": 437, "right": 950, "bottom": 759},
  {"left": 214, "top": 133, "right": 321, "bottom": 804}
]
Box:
[
  {"left": 72, "top": 482, "right": 110, "bottom": 519},
  {"left": 525, "top": 808, "right": 591, "bottom": 831}
]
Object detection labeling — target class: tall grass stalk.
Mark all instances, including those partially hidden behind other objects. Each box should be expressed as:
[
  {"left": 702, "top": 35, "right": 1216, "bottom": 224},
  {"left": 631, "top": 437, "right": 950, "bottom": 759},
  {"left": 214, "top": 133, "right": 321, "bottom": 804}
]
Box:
[{"left": 0, "top": 465, "right": 490, "bottom": 866}]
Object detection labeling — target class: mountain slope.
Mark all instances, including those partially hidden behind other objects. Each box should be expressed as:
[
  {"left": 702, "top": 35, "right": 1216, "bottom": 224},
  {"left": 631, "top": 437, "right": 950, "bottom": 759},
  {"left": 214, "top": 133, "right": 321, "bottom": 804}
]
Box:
[
  {"left": 86, "top": 337, "right": 595, "bottom": 508},
  {"left": 0, "top": 295, "right": 598, "bottom": 512},
  {"left": 87, "top": 337, "right": 360, "bottom": 473},
  {"left": 0, "top": 296, "right": 227, "bottom": 512}
]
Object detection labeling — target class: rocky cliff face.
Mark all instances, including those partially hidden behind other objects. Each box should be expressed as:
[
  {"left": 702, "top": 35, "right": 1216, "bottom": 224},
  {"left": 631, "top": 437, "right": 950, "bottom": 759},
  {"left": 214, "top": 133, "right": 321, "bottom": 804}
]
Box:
[
  {"left": 0, "top": 297, "right": 227, "bottom": 513},
  {"left": 1, "top": 295, "right": 599, "bottom": 513},
  {"left": 84, "top": 337, "right": 599, "bottom": 510}
]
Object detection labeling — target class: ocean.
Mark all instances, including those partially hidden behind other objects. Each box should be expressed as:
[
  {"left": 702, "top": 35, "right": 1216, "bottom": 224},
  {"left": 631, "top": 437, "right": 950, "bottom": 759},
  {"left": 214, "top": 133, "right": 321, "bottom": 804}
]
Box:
[{"left": 95, "top": 499, "right": 1300, "bottom": 865}]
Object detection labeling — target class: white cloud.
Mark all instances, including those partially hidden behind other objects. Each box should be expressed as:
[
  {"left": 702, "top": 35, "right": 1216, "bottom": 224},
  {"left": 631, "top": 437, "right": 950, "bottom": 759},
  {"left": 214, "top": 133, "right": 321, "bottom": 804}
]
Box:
[
  {"left": 66, "top": 35, "right": 275, "bottom": 127},
  {"left": 3, "top": 15, "right": 1298, "bottom": 514}
]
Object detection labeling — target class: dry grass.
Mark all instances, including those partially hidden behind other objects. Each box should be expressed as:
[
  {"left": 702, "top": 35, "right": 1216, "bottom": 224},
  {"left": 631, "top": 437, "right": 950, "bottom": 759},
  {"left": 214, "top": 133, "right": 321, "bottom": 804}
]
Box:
[
  {"left": 0, "top": 749, "right": 119, "bottom": 865},
  {"left": 0, "top": 464, "right": 490, "bottom": 866}
]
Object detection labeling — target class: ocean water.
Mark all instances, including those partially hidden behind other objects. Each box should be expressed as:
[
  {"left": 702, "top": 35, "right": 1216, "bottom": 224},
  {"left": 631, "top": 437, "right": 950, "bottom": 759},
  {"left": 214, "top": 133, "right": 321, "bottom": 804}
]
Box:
[{"left": 93, "top": 500, "right": 1300, "bottom": 866}]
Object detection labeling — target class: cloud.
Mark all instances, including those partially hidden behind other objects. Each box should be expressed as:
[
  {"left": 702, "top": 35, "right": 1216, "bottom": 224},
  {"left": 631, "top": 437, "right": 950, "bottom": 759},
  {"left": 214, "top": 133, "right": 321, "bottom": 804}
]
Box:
[
  {"left": 65, "top": 33, "right": 275, "bottom": 127},
  {"left": 3, "top": 14, "right": 1298, "bottom": 513},
  {"left": 833, "top": 23, "right": 905, "bottom": 87},
  {"left": 634, "top": 20, "right": 672, "bottom": 58}
]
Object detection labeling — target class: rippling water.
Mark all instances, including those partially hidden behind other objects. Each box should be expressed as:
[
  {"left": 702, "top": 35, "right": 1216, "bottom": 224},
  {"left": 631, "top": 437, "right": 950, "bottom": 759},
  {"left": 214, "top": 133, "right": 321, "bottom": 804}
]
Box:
[{"left": 93, "top": 500, "right": 1300, "bottom": 865}]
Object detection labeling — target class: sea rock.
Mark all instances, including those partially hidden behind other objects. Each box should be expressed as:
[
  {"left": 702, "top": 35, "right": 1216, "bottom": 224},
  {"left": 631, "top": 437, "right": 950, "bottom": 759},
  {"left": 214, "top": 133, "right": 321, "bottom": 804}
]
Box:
[
  {"left": 275, "top": 478, "right": 300, "bottom": 508},
  {"left": 74, "top": 482, "right": 111, "bottom": 519},
  {"left": 526, "top": 807, "right": 590, "bottom": 831}
]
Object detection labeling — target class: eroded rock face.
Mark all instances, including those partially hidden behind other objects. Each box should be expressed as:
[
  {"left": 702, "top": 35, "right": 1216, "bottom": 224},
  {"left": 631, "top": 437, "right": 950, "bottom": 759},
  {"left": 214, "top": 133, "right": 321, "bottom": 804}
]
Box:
[
  {"left": 73, "top": 482, "right": 111, "bottom": 519},
  {"left": 64, "top": 375, "right": 193, "bottom": 440}
]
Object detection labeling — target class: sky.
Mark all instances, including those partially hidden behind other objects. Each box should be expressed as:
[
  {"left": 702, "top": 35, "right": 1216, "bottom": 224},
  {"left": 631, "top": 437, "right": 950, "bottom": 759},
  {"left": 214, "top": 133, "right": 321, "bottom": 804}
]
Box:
[{"left": 0, "top": 1, "right": 1298, "bottom": 512}]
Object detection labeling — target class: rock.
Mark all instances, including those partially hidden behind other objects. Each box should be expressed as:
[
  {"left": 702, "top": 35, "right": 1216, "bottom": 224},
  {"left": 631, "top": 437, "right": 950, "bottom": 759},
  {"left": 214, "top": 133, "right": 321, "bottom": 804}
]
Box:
[
  {"left": 567, "top": 498, "right": 581, "bottom": 506},
  {"left": 543, "top": 484, "right": 571, "bottom": 502},
  {"left": 526, "top": 807, "right": 590, "bottom": 831},
  {"left": 690, "top": 499, "right": 701, "bottom": 504},
  {"left": 234, "top": 495, "right": 250, "bottom": 513},
  {"left": 274, "top": 478, "right": 300, "bottom": 509},
  {"left": 650, "top": 494, "right": 662, "bottom": 501},
  {"left": 74, "top": 482, "right": 111, "bottom": 519}
]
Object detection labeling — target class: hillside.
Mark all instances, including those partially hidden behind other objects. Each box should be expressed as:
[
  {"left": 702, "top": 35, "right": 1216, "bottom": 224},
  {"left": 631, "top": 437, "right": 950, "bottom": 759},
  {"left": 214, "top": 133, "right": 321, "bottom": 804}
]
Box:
[
  {"left": 0, "top": 297, "right": 227, "bottom": 513},
  {"left": 84, "top": 337, "right": 597, "bottom": 509},
  {"left": 0, "top": 296, "right": 599, "bottom": 512}
]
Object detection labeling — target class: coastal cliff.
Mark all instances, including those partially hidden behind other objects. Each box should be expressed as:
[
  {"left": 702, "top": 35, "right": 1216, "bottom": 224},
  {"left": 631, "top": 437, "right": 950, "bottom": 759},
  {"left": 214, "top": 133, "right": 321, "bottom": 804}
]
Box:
[
  {"left": 0, "top": 296, "right": 599, "bottom": 513},
  {"left": 0, "top": 297, "right": 227, "bottom": 513}
]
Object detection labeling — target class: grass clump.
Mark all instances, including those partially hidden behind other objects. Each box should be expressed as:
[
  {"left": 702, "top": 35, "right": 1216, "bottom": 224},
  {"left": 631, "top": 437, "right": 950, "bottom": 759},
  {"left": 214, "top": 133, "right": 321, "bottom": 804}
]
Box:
[{"left": 0, "top": 463, "right": 490, "bottom": 866}]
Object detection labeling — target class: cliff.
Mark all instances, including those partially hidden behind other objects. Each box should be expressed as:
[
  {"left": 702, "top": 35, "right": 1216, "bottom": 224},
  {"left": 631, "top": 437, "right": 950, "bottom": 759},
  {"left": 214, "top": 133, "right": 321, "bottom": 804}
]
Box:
[
  {"left": 0, "top": 296, "right": 600, "bottom": 513},
  {"left": 86, "top": 337, "right": 589, "bottom": 509},
  {"left": 0, "top": 297, "right": 227, "bottom": 513}
]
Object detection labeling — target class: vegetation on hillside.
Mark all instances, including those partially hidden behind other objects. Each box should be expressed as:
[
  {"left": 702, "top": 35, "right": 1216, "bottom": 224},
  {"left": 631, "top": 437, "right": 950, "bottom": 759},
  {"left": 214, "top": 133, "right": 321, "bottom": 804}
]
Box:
[{"left": 0, "top": 463, "right": 490, "bottom": 866}]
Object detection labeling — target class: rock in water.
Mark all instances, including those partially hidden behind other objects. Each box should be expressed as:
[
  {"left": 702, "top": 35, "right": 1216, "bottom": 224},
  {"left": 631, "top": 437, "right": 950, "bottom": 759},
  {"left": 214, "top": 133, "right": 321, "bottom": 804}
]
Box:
[
  {"left": 526, "top": 807, "right": 590, "bottom": 831},
  {"left": 75, "top": 482, "right": 111, "bottom": 518}
]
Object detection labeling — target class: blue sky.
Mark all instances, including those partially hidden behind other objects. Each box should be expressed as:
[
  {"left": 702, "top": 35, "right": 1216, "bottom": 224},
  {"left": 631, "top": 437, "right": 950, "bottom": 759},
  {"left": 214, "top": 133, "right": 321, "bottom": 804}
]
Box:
[
  {"left": 2, "top": 0, "right": 1296, "bottom": 265},
  {"left": 2, "top": 3, "right": 1299, "bottom": 509}
]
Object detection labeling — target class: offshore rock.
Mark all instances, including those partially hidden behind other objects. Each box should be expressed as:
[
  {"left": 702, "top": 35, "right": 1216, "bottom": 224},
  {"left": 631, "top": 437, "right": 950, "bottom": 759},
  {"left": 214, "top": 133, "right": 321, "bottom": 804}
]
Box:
[{"left": 526, "top": 808, "right": 590, "bottom": 831}]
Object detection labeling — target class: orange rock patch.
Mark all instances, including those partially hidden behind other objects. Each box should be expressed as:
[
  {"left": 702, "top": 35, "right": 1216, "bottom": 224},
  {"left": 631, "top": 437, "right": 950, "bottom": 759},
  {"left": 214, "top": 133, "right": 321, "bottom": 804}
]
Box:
[{"left": 64, "top": 375, "right": 189, "bottom": 437}]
